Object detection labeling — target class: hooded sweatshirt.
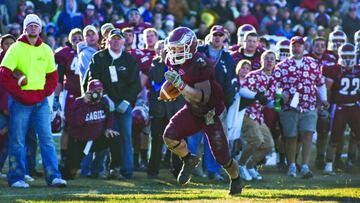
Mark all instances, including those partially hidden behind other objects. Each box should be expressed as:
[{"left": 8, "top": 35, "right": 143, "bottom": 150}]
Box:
[
  {"left": 0, "top": 34, "right": 58, "bottom": 105},
  {"left": 78, "top": 42, "right": 98, "bottom": 81}
]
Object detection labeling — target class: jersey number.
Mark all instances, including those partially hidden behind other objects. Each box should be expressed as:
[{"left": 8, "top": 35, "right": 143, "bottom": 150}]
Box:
[{"left": 339, "top": 78, "right": 360, "bottom": 95}]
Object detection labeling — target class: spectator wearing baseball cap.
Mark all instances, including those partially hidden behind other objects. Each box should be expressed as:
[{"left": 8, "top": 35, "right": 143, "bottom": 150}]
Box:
[
  {"left": 273, "top": 35, "right": 328, "bottom": 179},
  {"left": 88, "top": 25, "right": 141, "bottom": 179},
  {"left": 78, "top": 25, "right": 99, "bottom": 82},
  {"left": 100, "top": 23, "right": 115, "bottom": 49},
  {"left": 61, "top": 79, "right": 122, "bottom": 180}
]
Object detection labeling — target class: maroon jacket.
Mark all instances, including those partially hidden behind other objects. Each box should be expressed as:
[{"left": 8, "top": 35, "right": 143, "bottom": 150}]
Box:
[{"left": 68, "top": 97, "right": 114, "bottom": 141}]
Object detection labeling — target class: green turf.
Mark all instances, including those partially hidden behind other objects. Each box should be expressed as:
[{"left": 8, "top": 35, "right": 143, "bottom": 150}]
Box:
[{"left": 0, "top": 167, "right": 359, "bottom": 203}]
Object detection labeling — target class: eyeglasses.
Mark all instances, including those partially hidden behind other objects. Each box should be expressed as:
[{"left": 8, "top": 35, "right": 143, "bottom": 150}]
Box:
[{"left": 213, "top": 33, "right": 224, "bottom": 37}]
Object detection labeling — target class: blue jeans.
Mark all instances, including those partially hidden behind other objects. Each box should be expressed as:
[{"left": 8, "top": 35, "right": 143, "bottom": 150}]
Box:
[
  {"left": 113, "top": 107, "right": 133, "bottom": 178},
  {"left": 26, "top": 127, "right": 37, "bottom": 174},
  {"left": 7, "top": 97, "right": 62, "bottom": 185},
  {"left": 187, "top": 131, "right": 222, "bottom": 174}
]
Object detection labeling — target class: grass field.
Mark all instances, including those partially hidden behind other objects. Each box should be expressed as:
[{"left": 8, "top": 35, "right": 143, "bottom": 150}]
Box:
[{"left": 0, "top": 166, "right": 359, "bottom": 203}]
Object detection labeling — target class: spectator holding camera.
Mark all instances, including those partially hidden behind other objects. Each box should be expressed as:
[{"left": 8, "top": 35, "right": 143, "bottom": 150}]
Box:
[
  {"left": 60, "top": 79, "right": 121, "bottom": 179},
  {"left": 89, "top": 28, "right": 141, "bottom": 179}
]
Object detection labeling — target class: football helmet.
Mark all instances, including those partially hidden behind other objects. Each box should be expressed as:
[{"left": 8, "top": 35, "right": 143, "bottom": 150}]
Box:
[
  {"left": 237, "top": 24, "right": 256, "bottom": 45},
  {"left": 354, "top": 30, "right": 360, "bottom": 51},
  {"left": 51, "top": 110, "right": 64, "bottom": 133},
  {"left": 275, "top": 39, "right": 290, "bottom": 61},
  {"left": 338, "top": 43, "right": 356, "bottom": 67},
  {"left": 132, "top": 100, "right": 150, "bottom": 132},
  {"left": 165, "top": 27, "right": 198, "bottom": 65},
  {"left": 328, "top": 30, "right": 347, "bottom": 51}
]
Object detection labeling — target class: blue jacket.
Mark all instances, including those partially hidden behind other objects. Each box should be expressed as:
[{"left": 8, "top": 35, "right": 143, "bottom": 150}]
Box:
[{"left": 198, "top": 45, "right": 237, "bottom": 108}]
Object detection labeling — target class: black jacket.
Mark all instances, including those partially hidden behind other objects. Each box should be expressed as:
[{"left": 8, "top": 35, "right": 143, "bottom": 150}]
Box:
[
  {"left": 89, "top": 49, "right": 141, "bottom": 105},
  {"left": 198, "top": 44, "right": 237, "bottom": 108},
  {"left": 148, "top": 57, "right": 185, "bottom": 119}
]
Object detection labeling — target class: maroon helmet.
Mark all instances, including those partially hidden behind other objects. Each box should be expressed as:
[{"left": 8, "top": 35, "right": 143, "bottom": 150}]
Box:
[
  {"left": 131, "top": 101, "right": 149, "bottom": 132},
  {"left": 275, "top": 39, "right": 290, "bottom": 61},
  {"left": 338, "top": 43, "right": 356, "bottom": 67},
  {"left": 165, "top": 27, "right": 198, "bottom": 65},
  {"left": 354, "top": 30, "right": 360, "bottom": 51},
  {"left": 328, "top": 30, "right": 347, "bottom": 51},
  {"left": 51, "top": 110, "right": 64, "bottom": 133},
  {"left": 237, "top": 24, "right": 256, "bottom": 45}
]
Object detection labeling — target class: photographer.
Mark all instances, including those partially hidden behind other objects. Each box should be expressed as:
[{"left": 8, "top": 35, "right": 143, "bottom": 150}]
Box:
[{"left": 61, "top": 80, "right": 121, "bottom": 179}]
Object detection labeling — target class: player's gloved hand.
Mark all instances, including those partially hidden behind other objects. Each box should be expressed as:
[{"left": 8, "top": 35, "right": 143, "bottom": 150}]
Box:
[
  {"left": 164, "top": 70, "right": 184, "bottom": 90},
  {"left": 53, "top": 96, "right": 61, "bottom": 111},
  {"left": 255, "top": 92, "right": 269, "bottom": 105}
]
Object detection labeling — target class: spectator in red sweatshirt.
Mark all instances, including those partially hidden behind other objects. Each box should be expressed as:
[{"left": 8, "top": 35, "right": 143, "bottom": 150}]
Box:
[{"left": 61, "top": 79, "right": 122, "bottom": 180}]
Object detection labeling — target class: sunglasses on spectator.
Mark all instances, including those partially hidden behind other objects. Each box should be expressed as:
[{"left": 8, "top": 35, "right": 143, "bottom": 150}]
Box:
[{"left": 213, "top": 33, "right": 224, "bottom": 37}]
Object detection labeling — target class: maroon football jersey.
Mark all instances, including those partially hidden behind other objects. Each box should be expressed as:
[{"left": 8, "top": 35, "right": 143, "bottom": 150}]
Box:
[
  {"left": 130, "top": 48, "right": 156, "bottom": 76},
  {"left": 170, "top": 52, "right": 225, "bottom": 117},
  {"left": 327, "top": 64, "right": 360, "bottom": 104},
  {"left": 68, "top": 97, "right": 114, "bottom": 141},
  {"left": 55, "top": 46, "right": 82, "bottom": 97},
  {"left": 115, "top": 22, "right": 153, "bottom": 49},
  {"left": 230, "top": 47, "right": 264, "bottom": 70}
]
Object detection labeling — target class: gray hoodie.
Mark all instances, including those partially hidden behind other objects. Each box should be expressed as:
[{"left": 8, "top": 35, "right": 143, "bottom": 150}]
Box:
[{"left": 78, "top": 43, "right": 98, "bottom": 82}]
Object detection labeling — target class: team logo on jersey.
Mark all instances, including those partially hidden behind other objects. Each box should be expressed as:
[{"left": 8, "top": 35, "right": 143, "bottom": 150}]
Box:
[{"left": 85, "top": 110, "right": 106, "bottom": 121}]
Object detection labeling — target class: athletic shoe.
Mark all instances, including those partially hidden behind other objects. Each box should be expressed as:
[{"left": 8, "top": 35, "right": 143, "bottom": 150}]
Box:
[
  {"left": 287, "top": 163, "right": 297, "bottom": 177},
  {"left": 11, "top": 180, "right": 29, "bottom": 188},
  {"left": 49, "top": 178, "right": 67, "bottom": 187},
  {"left": 229, "top": 177, "right": 243, "bottom": 195},
  {"left": 324, "top": 162, "right": 336, "bottom": 175},
  {"left": 239, "top": 166, "right": 252, "bottom": 181},
  {"left": 248, "top": 168, "right": 262, "bottom": 180},
  {"left": 108, "top": 168, "right": 124, "bottom": 180},
  {"left": 300, "top": 165, "right": 313, "bottom": 179},
  {"left": 24, "top": 175, "right": 35, "bottom": 182},
  {"left": 177, "top": 154, "right": 201, "bottom": 185}
]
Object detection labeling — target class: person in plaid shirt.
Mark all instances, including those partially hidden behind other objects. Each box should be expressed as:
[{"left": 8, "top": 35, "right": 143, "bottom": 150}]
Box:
[
  {"left": 272, "top": 36, "right": 328, "bottom": 179},
  {"left": 238, "top": 50, "right": 275, "bottom": 181}
]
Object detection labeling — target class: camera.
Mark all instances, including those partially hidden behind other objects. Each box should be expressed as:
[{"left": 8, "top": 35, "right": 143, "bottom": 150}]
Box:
[{"left": 90, "top": 92, "right": 101, "bottom": 102}]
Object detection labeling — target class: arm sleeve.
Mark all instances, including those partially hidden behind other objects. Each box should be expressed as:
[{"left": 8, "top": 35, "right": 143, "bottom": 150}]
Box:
[
  {"left": 44, "top": 49, "right": 58, "bottom": 96},
  {"left": 124, "top": 56, "right": 141, "bottom": 104},
  {"left": 239, "top": 87, "right": 257, "bottom": 99},
  {"left": 224, "top": 56, "right": 237, "bottom": 108},
  {"left": 57, "top": 64, "right": 65, "bottom": 85}
]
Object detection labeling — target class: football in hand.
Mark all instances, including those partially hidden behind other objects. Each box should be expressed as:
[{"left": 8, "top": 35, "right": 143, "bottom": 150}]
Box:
[
  {"left": 12, "top": 69, "right": 27, "bottom": 86},
  {"left": 158, "top": 80, "right": 180, "bottom": 101}
]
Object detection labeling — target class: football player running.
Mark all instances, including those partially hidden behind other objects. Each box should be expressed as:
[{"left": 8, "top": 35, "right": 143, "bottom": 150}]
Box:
[{"left": 162, "top": 27, "right": 243, "bottom": 195}]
